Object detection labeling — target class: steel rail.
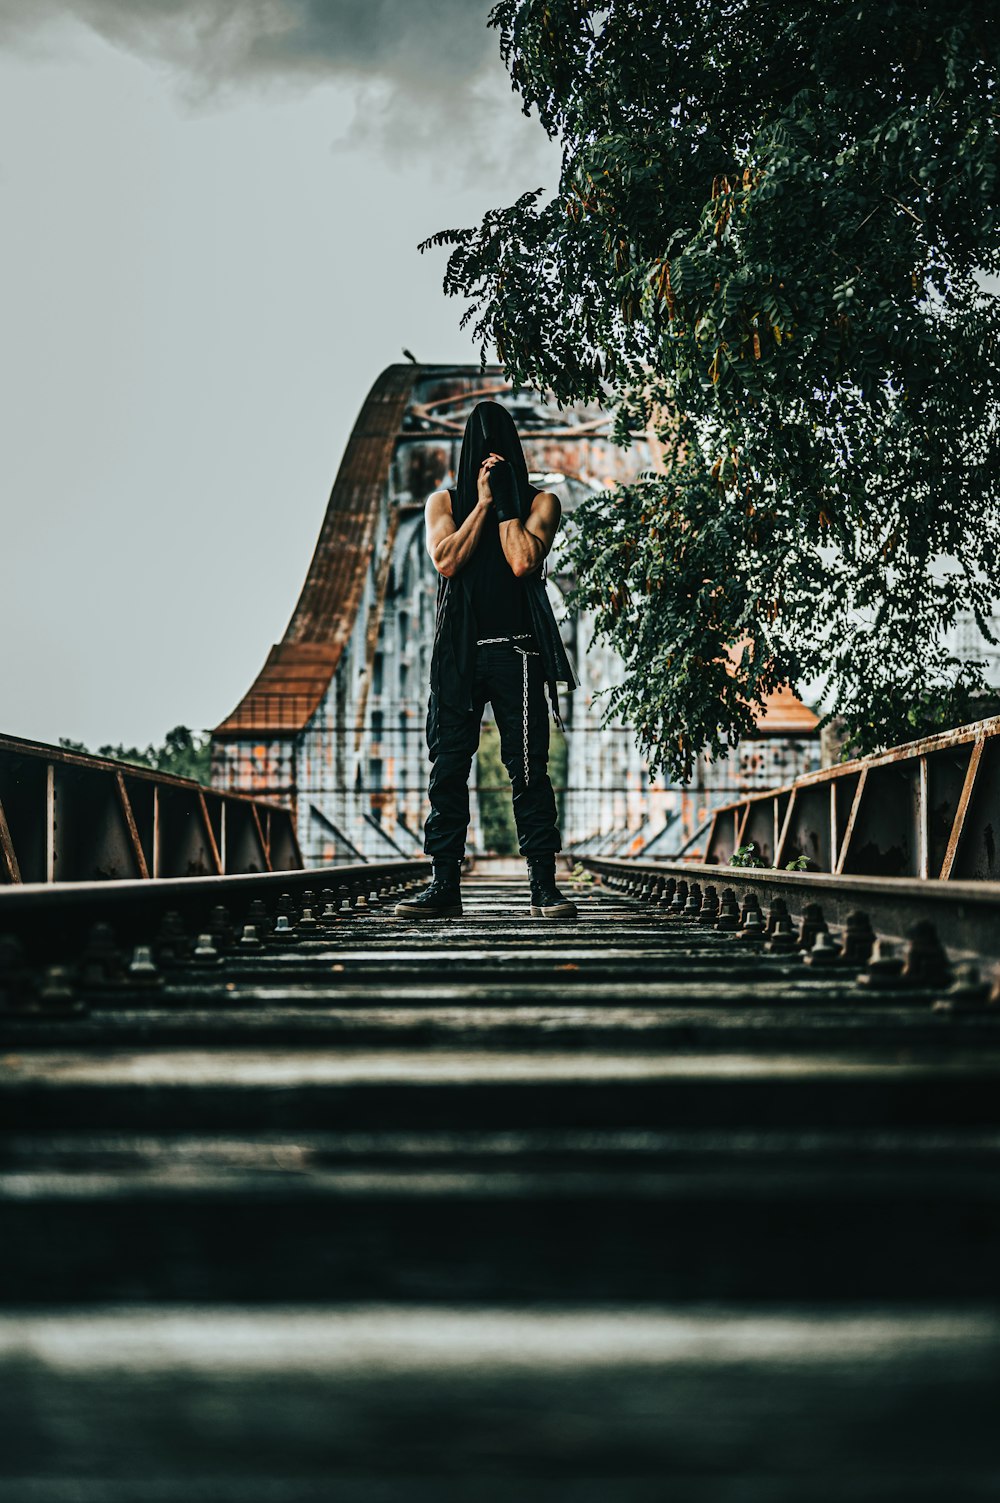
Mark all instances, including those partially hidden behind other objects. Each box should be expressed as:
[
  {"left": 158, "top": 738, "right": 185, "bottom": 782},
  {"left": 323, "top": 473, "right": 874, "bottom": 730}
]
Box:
[
  {"left": 580, "top": 856, "right": 1000, "bottom": 968},
  {"left": 0, "top": 858, "right": 428, "bottom": 973}
]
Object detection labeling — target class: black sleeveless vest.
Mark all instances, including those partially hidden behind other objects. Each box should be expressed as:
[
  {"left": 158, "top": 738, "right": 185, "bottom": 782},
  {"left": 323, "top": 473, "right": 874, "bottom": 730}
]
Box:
[
  {"left": 461, "top": 502, "right": 532, "bottom": 639},
  {"left": 426, "top": 489, "right": 578, "bottom": 756}
]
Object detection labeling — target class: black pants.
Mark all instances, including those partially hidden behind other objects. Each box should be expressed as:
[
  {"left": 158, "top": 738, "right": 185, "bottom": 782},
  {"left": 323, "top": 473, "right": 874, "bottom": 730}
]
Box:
[{"left": 424, "top": 641, "right": 561, "bottom": 860}]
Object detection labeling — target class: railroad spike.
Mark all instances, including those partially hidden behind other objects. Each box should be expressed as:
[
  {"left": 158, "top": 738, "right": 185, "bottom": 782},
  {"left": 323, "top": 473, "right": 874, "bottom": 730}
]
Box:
[
  {"left": 697, "top": 886, "right": 719, "bottom": 926},
  {"left": 79, "top": 922, "right": 124, "bottom": 989},
  {"left": 277, "top": 893, "right": 298, "bottom": 923},
  {"left": 737, "top": 908, "right": 765, "bottom": 944},
  {"left": 858, "top": 937, "right": 904, "bottom": 990},
  {"left": 682, "top": 882, "right": 702, "bottom": 921},
  {"left": 901, "top": 920, "right": 951, "bottom": 989},
  {"left": 207, "top": 905, "right": 235, "bottom": 953},
  {"left": 272, "top": 915, "right": 297, "bottom": 947},
  {"left": 739, "top": 892, "right": 762, "bottom": 928},
  {"left": 192, "top": 932, "right": 224, "bottom": 967},
  {"left": 154, "top": 911, "right": 191, "bottom": 970},
  {"left": 127, "top": 945, "right": 164, "bottom": 991},
  {"left": 798, "top": 903, "right": 828, "bottom": 953},
  {"left": 715, "top": 889, "right": 740, "bottom": 932},
  {"left": 840, "top": 911, "right": 875, "bottom": 967},
  {"left": 37, "top": 964, "right": 82, "bottom": 1015},
  {"left": 766, "top": 916, "right": 797, "bottom": 954},
  {"left": 802, "top": 929, "right": 840, "bottom": 967},
  {"left": 932, "top": 962, "right": 992, "bottom": 1013},
  {"left": 764, "top": 898, "right": 791, "bottom": 939}
]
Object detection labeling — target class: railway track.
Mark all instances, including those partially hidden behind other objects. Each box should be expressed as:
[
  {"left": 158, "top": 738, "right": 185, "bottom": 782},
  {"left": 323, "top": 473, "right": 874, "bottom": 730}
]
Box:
[{"left": 2, "top": 860, "right": 999, "bottom": 1499}]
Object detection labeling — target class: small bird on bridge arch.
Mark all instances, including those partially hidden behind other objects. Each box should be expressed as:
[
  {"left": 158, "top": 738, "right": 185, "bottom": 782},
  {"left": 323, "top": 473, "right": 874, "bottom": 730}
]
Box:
[{"left": 395, "top": 399, "right": 579, "bottom": 921}]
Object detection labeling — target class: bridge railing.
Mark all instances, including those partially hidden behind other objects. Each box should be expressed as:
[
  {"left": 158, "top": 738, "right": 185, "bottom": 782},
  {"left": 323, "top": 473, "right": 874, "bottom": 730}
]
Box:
[
  {"left": 0, "top": 734, "right": 301, "bottom": 884},
  {"left": 695, "top": 716, "right": 1000, "bottom": 881}
]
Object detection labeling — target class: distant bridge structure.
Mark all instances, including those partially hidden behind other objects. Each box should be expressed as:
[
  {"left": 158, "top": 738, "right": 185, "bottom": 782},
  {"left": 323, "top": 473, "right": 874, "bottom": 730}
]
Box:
[{"left": 210, "top": 365, "right": 820, "bottom": 865}]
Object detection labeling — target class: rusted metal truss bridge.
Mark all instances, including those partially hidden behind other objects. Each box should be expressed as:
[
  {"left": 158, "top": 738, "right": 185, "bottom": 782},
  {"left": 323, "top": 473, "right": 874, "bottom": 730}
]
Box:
[{"left": 3, "top": 701, "right": 1000, "bottom": 1492}]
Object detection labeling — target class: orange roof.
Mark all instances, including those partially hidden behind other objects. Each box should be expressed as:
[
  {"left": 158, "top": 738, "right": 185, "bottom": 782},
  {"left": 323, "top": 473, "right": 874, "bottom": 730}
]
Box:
[
  {"left": 725, "top": 640, "right": 819, "bottom": 737},
  {"left": 754, "top": 681, "right": 820, "bottom": 736},
  {"left": 214, "top": 643, "right": 341, "bottom": 734}
]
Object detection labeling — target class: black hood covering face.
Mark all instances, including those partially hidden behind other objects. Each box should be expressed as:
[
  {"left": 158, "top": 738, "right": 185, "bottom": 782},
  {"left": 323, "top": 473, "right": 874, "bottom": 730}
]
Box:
[{"left": 453, "top": 400, "right": 536, "bottom": 527}]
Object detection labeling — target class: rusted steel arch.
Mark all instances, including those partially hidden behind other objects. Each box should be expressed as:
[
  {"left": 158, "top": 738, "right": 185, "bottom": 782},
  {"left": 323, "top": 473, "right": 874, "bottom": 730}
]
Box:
[{"left": 213, "top": 364, "right": 419, "bottom": 737}]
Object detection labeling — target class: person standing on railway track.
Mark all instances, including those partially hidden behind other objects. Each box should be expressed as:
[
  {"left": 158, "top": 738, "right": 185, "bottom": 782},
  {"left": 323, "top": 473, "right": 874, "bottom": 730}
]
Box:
[{"left": 395, "top": 400, "right": 579, "bottom": 920}]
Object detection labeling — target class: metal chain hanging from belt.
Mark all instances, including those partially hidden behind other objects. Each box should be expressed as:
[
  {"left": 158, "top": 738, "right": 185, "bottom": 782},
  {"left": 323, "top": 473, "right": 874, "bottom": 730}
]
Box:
[{"left": 475, "top": 633, "right": 539, "bottom": 786}]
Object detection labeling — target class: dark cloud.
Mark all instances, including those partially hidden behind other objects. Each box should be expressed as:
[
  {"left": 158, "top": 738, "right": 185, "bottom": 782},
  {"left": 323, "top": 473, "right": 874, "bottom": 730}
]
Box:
[
  {"left": 0, "top": 1, "right": 542, "bottom": 174},
  {"left": 0, "top": 0, "right": 495, "bottom": 81}
]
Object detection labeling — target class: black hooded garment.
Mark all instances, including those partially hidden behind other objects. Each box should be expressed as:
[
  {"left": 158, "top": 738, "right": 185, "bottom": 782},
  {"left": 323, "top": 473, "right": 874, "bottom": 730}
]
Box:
[{"left": 426, "top": 400, "right": 578, "bottom": 757}]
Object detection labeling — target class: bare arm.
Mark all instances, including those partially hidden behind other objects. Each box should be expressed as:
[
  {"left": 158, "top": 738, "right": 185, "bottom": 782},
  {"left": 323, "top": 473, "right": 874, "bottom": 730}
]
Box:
[
  {"left": 425, "top": 489, "right": 491, "bottom": 578},
  {"left": 499, "top": 491, "right": 561, "bottom": 578}
]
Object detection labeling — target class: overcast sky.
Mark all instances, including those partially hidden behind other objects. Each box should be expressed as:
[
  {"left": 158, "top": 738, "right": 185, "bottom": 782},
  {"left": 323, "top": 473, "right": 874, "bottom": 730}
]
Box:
[{"left": 1, "top": 0, "right": 560, "bottom": 749}]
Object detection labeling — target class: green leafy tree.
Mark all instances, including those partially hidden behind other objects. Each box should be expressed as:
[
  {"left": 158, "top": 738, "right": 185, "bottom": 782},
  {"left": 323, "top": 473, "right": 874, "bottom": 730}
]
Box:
[
  {"left": 422, "top": 1, "right": 1000, "bottom": 779},
  {"left": 476, "top": 718, "right": 567, "bottom": 853},
  {"left": 476, "top": 720, "right": 520, "bottom": 854},
  {"left": 59, "top": 726, "right": 212, "bottom": 784},
  {"left": 150, "top": 726, "right": 213, "bottom": 783}
]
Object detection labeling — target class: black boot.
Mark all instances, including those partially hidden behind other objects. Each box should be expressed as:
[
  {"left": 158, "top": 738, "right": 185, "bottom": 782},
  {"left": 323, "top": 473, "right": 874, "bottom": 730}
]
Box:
[
  {"left": 527, "top": 856, "right": 578, "bottom": 920},
  {"left": 395, "top": 859, "right": 463, "bottom": 919}
]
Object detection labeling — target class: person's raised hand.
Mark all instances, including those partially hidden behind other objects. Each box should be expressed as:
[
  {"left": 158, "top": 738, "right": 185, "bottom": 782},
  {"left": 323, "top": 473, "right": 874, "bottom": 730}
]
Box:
[{"left": 477, "top": 452, "right": 503, "bottom": 506}]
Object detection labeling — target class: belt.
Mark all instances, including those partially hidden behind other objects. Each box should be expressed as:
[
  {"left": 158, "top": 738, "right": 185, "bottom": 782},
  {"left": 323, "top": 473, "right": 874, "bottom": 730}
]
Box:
[{"left": 474, "top": 634, "right": 539, "bottom": 785}]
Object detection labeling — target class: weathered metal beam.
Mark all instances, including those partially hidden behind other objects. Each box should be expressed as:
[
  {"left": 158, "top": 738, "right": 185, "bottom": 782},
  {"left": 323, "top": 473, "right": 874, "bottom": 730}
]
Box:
[
  {"left": 774, "top": 787, "right": 798, "bottom": 868},
  {"left": 0, "top": 735, "right": 300, "bottom": 885},
  {"left": 940, "top": 735, "right": 984, "bottom": 880},
  {"left": 835, "top": 767, "right": 868, "bottom": 875},
  {"left": 115, "top": 771, "right": 149, "bottom": 881},
  {"left": 197, "top": 791, "right": 224, "bottom": 877},
  {"left": 703, "top": 715, "right": 1000, "bottom": 881},
  {"left": 0, "top": 798, "right": 21, "bottom": 884}
]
